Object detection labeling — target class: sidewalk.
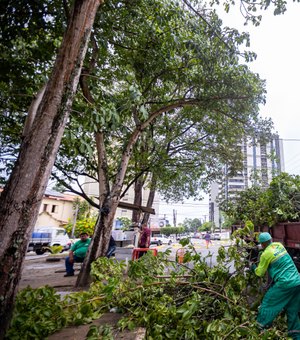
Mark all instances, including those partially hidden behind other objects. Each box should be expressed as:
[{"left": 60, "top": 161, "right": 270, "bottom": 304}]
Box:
[{"left": 22, "top": 248, "right": 145, "bottom": 340}]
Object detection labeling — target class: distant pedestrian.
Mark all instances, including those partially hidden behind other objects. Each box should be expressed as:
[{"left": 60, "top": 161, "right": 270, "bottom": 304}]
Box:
[
  {"left": 204, "top": 232, "right": 211, "bottom": 249},
  {"left": 138, "top": 223, "right": 151, "bottom": 258},
  {"left": 106, "top": 236, "right": 116, "bottom": 258}
]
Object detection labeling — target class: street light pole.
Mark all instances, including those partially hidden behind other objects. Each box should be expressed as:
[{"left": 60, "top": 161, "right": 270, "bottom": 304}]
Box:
[{"left": 71, "top": 204, "right": 79, "bottom": 239}]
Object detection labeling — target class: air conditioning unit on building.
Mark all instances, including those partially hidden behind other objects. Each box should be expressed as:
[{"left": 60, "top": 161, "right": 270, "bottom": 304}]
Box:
[{"left": 158, "top": 219, "right": 169, "bottom": 227}]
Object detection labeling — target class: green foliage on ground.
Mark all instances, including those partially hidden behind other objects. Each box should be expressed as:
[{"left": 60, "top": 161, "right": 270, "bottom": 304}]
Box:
[
  {"left": 6, "top": 286, "right": 67, "bottom": 339},
  {"left": 7, "top": 229, "right": 289, "bottom": 339}
]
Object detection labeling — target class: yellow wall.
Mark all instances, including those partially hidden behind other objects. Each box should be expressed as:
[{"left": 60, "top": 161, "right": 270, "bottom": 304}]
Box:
[{"left": 35, "top": 195, "right": 76, "bottom": 228}]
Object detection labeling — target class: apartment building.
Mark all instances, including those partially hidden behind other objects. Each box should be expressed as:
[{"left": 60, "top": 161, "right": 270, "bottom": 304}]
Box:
[{"left": 209, "top": 135, "right": 284, "bottom": 229}]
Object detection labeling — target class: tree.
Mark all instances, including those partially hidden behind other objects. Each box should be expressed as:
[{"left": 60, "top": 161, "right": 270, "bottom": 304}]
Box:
[
  {"left": 0, "top": 0, "right": 272, "bottom": 289},
  {"left": 214, "top": 0, "right": 299, "bottom": 26},
  {"left": 220, "top": 172, "right": 300, "bottom": 228},
  {"left": 115, "top": 217, "right": 131, "bottom": 230},
  {"left": 65, "top": 216, "right": 97, "bottom": 238},
  {"left": 221, "top": 212, "right": 235, "bottom": 230},
  {"left": 183, "top": 218, "right": 202, "bottom": 232},
  {"left": 160, "top": 226, "right": 185, "bottom": 236},
  {"left": 0, "top": 0, "right": 102, "bottom": 335},
  {"left": 0, "top": 0, "right": 66, "bottom": 184},
  {"left": 73, "top": 197, "right": 92, "bottom": 220},
  {"left": 44, "top": 0, "right": 270, "bottom": 286},
  {"left": 200, "top": 221, "right": 215, "bottom": 232},
  {"left": 220, "top": 185, "right": 269, "bottom": 228}
]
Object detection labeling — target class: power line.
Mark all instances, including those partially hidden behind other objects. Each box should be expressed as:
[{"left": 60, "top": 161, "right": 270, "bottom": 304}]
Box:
[
  {"left": 158, "top": 202, "right": 209, "bottom": 207},
  {"left": 281, "top": 138, "right": 300, "bottom": 142}
]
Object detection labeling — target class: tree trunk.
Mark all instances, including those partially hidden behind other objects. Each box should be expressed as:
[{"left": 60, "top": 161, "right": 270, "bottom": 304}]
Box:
[
  {"left": 76, "top": 195, "right": 119, "bottom": 287},
  {"left": 132, "top": 178, "right": 145, "bottom": 224},
  {"left": 142, "top": 176, "right": 157, "bottom": 225},
  {"left": 0, "top": 0, "right": 101, "bottom": 335},
  {"left": 77, "top": 127, "right": 144, "bottom": 286},
  {"left": 76, "top": 83, "right": 187, "bottom": 287},
  {"left": 76, "top": 126, "right": 122, "bottom": 287}
]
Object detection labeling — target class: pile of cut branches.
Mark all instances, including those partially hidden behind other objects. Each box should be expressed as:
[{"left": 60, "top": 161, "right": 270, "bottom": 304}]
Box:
[{"left": 7, "top": 228, "right": 288, "bottom": 339}]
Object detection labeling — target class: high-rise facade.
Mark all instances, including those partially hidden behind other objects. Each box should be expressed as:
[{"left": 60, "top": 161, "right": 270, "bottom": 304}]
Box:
[{"left": 209, "top": 135, "right": 284, "bottom": 229}]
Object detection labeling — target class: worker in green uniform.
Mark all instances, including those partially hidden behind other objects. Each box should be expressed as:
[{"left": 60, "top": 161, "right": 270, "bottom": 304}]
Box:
[
  {"left": 252, "top": 232, "right": 300, "bottom": 339},
  {"left": 64, "top": 232, "right": 91, "bottom": 277}
]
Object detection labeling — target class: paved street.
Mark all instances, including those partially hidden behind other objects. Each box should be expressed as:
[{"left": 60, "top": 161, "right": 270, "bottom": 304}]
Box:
[
  {"left": 25, "top": 238, "right": 232, "bottom": 268},
  {"left": 153, "top": 238, "right": 231, "bottom": 266},
  {"left": 114, "top": 238, "right": 231, "bottom": 268}
]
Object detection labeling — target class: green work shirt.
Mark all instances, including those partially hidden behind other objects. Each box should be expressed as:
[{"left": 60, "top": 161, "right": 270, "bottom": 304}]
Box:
[
  {"left": 71, "top": 238, "right": 91, "bottom": 259},
  {"left": 255, "top": 242, "right": 300, "bottom": 288}
]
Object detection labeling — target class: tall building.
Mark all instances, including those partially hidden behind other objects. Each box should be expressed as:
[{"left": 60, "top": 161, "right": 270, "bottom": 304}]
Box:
[{"left": 209, "top": 135, "right": 284, "bottom": 229}]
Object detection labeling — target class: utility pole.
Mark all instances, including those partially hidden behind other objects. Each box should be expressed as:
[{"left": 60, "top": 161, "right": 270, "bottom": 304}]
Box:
[
  {"left": 173, "top": 209, "right": 177, "bottom": 227},
  {"left": 71, "top": 204, "right": 79, "bottom": 239}
]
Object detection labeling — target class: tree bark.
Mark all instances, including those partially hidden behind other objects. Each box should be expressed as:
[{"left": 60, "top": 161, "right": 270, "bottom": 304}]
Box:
[
  {"left": 142, "top": 176, "right": 157, "bottom": 225},
  {"left": 132, "top": 178, "right": 145, "bottom": 224},
  {"left": 0, "top": 0, "right": 101, "bottom": 335},
  {"left": 76, "top": 126, "right": 144, "bottom": 286},
  {"left": 76, "top": 127, "right": 118, "bottom": 287},
  {"left": 75, "top": 194, "right": 119, "bottom": 287},
  {"left": 76, "top": 104, "right": 180, "bottom": 286}
]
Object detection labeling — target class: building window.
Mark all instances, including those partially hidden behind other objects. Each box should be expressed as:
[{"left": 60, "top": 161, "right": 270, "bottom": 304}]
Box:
[
  {"left": 51, "top": 205, "right": 58, "bottom": 213},
  {"left": 228, "top": 185, "right": 244, "bottom": 189},
  {"left": 43, "top": 204, "right": 48, "bottom": 212}
]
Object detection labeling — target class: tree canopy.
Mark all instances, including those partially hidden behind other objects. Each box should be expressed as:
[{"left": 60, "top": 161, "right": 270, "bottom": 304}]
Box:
[
  {"left": 1, "top": 0, "right": 297, "bottom": 335},
  {"left": 51, "top": 0, "right": 273, "bottom": 209},
  {"left": 1, "top": 2, "right": 275, "bottom": 284},
  {"left": 213, "top": 0, "right": 300, "bottom": 26},
  {"left": 0, "top": 0, "right": 66, "bottom": 183},
  {"left": 220, "top": 172, "right": 300, "bottom": 228},
  {"left": 182, "top": 218, "right": 202, "bottom": 232}
]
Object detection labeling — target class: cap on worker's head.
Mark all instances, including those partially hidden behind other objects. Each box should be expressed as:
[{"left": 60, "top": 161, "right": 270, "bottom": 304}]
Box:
[
  {"left": 79, "top": 232, "right": 88, "bottom": 236},
  {"left": 258, "top": 232, "right": 272, "bottom": 243}
]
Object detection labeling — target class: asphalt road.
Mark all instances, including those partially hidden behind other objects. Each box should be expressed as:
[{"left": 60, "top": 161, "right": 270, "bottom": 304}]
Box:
[
  {"left": 153, "top": 238, "right": 231, "bottom": 266},
  {"left": 25, "top": 238, "right": 231, "bottom": 267}
]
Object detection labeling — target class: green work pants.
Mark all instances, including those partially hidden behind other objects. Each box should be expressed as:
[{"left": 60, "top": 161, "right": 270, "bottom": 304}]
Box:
[{"left": 257, "top": 284, "right": 300, "bottom": 339}]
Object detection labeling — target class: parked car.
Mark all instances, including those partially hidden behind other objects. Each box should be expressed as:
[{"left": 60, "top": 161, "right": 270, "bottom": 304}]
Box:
[
  {"left": 150, "top": 234, "right": 172, "bottom": 246},
  {"left": 211, "top": 233, "right": 221, "bottom": 240}
]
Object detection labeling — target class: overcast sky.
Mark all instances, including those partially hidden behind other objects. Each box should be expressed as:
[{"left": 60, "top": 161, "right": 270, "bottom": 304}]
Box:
[
  {"left": 159, "top": 2, "right": 300, "bottom": 224},
  {"left": 222, "top": 2, "right": 300, "bottom": 174}
]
